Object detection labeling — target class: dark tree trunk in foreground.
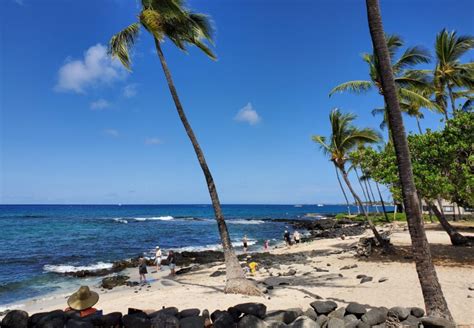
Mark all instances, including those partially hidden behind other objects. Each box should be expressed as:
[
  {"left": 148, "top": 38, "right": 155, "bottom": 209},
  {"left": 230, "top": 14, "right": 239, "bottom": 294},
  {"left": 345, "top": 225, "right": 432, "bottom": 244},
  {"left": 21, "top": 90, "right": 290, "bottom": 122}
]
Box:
[
  {"left": 155, "top": 40, "right": 260, "bottom": 296},
  {"left": 365, "top": 0, "right": 453, "bottom": 320},
  {"left": 426, "top": 200, "right": 469, "bottom": 246},
  {"left": 340, "top": 167, "right": 389, "bottom": 248},
  {"left": 335, "top": 165, "right": 351, "bottom": 215},
  {"left": 375, "top": 181, "right": 390, "bottom": 222}
]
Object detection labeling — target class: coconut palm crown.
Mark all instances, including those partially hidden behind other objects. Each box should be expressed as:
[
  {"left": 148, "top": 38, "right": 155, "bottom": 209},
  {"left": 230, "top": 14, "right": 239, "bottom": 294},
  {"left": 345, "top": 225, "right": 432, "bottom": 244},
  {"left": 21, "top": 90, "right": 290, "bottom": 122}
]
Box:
[
  {"left": 433, "top": 29, "right": 474, "bottom": 117},
  {"left": 108, "top": 0, "right": 216, "bottom": 70},
  {"left": 312, "top": 108, "right": 381, "bottom": 169},
  {"left": 330, "top": 35, "right": 437, "bottom": 111}
]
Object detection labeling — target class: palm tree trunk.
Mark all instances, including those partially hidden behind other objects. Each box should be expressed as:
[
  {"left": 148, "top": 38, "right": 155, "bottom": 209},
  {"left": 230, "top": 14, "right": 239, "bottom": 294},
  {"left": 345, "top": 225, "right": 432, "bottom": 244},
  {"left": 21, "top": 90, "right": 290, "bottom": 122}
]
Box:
[
  {"left": 335, "top": 164, "right": 351, "bottom": 215},
  {"left": 365, "top": 0, "right": 453, "bottom": 320},
  {"left": 375, "top": 181, "right": 390, "bottom": 222},
  {"left": 154, "top": 40, "right": 260, "bottom": 295},
  {"left": 355, "top": 167, "right": 370, "bottom": 213},
  {"left": 416, "top": 117, "right": 423, "bottom": 134},
  {"left": 447, "top": 84, "right": 457, "bottom": 117},
  {"left": 425, "top": 199, "right": 468, "bottom": 246},
  {"left": 366, "top": 178, "right": 379, "bottom": 213},
  {"left": 340, "top": 167, "right": 388, "bottom": 247}
]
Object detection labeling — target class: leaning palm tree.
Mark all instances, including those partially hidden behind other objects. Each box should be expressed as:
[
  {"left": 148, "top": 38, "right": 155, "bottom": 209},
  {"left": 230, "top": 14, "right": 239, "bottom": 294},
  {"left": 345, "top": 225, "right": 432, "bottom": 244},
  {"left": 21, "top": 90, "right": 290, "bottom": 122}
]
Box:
[
  {"left": 108, "top": 0, "right": 260, "bottom": 295},
  {"left": 365, "top": 0, "right": 453, "bottom": 320},
  {"left": 312, "top": 108, "right": 388, "bottom": 247},
  {"left": 433, "top": 29, "right": 474, "bottom": 119}
]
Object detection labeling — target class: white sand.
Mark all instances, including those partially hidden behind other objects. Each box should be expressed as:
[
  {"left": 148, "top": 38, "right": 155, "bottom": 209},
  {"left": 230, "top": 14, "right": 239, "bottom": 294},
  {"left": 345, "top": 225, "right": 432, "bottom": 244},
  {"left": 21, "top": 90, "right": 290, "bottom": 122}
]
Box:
[{"left": 4, "top": 225, "right": 474, "bottom": 325}]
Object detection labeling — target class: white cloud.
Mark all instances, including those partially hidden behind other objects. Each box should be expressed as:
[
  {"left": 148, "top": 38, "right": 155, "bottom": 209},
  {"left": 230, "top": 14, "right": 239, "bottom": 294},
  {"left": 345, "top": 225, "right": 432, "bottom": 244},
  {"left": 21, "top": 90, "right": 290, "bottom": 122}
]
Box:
[
  {"left": 234, "top": 103, "right": 261, "bottom": 125},
  {"left": 103, "top": 129, "right": 119, "bottom": 137},
  {"left": 145, "top": 137, "right": 163, "bottom": 145},
  {"left": 90, "top": 99, "right": 110, "bottom": 110},
  {"left": 55, "top": 44, "right": 126, "bottom": 93},
  {"left": 123, "top": 84, "right": 138, "bottom": 98}
]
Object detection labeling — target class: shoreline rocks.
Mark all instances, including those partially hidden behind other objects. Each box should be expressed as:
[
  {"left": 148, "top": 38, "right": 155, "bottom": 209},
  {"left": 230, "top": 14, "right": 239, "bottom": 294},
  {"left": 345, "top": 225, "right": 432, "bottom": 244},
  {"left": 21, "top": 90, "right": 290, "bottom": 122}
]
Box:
[{"left": 2, "top": 301, "right": 457, "bottom": 328}]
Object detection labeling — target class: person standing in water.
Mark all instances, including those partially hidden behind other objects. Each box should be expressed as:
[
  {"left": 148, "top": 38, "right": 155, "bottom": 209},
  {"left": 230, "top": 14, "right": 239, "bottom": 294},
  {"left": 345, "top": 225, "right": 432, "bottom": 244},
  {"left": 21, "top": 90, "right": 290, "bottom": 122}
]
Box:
[
  {"left": 155, "top": 246, "right": 162, "bottom": 271},
  {"left": 264, "top": 240, "right": 269, "bottom": 252},
  {"left": 138, "top": 256, "right": 148, "bottom": 285},
  {"left": 242, "top": 235, "right": 249, "bottom": 253}
]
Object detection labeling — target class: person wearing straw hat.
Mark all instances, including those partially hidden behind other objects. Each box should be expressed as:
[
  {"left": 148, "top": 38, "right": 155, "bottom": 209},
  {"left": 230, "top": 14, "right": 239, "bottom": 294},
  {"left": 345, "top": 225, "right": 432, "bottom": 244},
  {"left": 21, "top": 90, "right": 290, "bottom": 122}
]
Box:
[{"left": 65, "top": 286, "right": 101, "bottom": 318}]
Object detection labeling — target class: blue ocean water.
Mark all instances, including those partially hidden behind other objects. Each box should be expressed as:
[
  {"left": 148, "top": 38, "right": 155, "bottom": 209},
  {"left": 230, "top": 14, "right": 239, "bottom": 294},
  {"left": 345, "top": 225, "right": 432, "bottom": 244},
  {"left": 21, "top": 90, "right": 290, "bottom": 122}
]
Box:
[{"left": 0, "top": 204, "right": 386, "bottom": 307}]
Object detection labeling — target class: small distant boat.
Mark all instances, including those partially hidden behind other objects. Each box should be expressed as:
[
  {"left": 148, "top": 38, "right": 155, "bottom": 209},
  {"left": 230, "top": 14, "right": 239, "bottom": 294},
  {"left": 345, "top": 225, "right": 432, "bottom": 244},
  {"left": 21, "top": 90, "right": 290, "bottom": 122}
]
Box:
[
  {"left": 294, "top": 204, "right": 303, "bottom": 208},
  {"left": 317, "top": 204, "right": 324, "bottom": 207}
]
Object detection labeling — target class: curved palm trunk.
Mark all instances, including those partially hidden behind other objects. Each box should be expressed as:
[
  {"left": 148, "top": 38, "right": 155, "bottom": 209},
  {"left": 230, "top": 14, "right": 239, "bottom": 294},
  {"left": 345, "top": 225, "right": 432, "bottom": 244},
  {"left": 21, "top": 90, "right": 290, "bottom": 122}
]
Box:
[
  {"left": 340, "top": 166, "right": 388, "bottom": 247},
  {"left": 375, "top": 181, "right": 390, "bottom": 222},
  {"left": 366, "top": 178, "right": 379, "bottom": 213},
  {"left": 355, "top": 168, "right": 370, "bottom": 213},
  {"left": 154, "top": 40, "right": 260, "bottom": 295},
  {"left": 334, "top": 164, "right": 351, "bottom": 215},
  {"left": 447, "top": 85, "right": 457, "bottom": 117},
  {"left": 416, "top": 117, "right": 423, "bottom": 134},
  {"left": 365, "top": 0, "right": 453, "bottom": 320},
  {"left": 426, "top": 199, "right": 469, "bottom": 246}
]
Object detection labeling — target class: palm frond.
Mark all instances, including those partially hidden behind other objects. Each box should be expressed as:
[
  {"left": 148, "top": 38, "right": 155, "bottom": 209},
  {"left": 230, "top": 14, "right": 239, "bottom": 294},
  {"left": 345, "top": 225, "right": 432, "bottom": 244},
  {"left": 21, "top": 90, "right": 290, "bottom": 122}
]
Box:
[
  {"left": 329, "top": 80, "right": 372, "bottom": 96},
  {"left": 393, "top": 46, "right": 431, "bottom": 73},
  {"left": 399, "top": 87, "right": 441, "bottom": 112},
  {"left": 108, "top": 22, "right": 141, "bottom": 70}
]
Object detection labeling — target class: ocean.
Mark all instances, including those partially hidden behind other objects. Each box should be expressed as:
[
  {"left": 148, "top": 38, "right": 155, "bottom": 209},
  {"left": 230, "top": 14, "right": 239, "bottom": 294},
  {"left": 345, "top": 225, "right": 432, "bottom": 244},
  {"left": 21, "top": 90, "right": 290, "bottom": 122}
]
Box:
[{"left": 0, "top": 204, "right": 386, "bottom": 308}]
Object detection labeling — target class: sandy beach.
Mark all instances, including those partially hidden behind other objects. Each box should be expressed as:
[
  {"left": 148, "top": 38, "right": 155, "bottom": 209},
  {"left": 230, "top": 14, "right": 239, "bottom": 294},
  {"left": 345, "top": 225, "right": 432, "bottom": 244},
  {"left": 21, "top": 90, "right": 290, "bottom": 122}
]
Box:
[{"left": 7, "top": 223, "right": 474, "bottom": 325}]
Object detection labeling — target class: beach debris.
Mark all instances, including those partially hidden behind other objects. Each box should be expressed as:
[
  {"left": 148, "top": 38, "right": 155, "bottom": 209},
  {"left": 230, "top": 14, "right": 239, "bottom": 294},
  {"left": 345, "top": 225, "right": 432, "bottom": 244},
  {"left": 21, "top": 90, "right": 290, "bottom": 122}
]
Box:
[
  {"left": 210, "top": 270, "right": 225, "bottom": 277},
  {"left": 310, "top": 300, "right": 338, "bottom": 315},
  {"left": 340, "top": 264, "right": 358, "bottom": 270},
  {"left": 313, "top": 267, "right": 329, "bottom": 272},
  {"left": 356, "top": 274, "right": 367, "bottom": 279},
  {"left": 378, "top": 277, "right": 388, "bottom": 283},
  {"left": 360, "top": 276, "right": 373, "bottom": 284},
  {"left": 282, "top": 269, "right": 297, "bottom": 276}
]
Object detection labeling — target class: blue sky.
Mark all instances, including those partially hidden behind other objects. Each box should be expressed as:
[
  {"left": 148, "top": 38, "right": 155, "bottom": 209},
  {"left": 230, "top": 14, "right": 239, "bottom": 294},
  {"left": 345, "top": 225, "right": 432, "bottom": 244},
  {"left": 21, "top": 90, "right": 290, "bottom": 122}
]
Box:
[{"left": 1, "top": 0, "right": 472, "bottom": 204}]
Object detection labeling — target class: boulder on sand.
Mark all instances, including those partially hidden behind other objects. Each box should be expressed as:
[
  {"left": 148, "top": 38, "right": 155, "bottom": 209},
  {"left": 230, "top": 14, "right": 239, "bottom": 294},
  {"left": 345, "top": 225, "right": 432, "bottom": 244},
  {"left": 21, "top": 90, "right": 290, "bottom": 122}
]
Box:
[
  {"left": 1, "top": 310, "right": 29, "bottom": 328},
  {"left": 237, "top": 314, "right": 267, "bottom": 328},
  {"left": 265, "top": 308, "right": 302, "bottom": 324},
  {"left": 234, "top": 303, "right": 267, "bottom": 319},
  {"left": 310, "top": 300, "right": 338, "bottom": 315},
  {"left": 361, "top": 308, "right": 388, "bottom": 326},
  {"left": 420, "top": 316, "right": 455, "bottom": 328},
  {"left": 345, "top": 303, "right": 366, "bottom": 317}
]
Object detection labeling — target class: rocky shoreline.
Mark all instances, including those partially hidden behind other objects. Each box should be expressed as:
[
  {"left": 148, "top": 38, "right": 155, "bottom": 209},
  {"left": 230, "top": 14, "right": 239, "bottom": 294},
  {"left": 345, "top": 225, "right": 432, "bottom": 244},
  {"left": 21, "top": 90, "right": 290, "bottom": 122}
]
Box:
[
  {"left": 63, "top": 217, "right": 366, "bottom": 279},
  {"left": 1, "top": 300, "right": 455, "bottom": 327}
]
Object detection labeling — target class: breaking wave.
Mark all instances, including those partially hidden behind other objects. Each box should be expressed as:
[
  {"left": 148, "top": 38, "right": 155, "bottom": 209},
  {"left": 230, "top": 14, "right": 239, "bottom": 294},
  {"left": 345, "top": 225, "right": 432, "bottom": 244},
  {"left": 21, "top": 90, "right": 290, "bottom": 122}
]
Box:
[{"left": 43, "top": 262, "right": 113, "bottom": 274}]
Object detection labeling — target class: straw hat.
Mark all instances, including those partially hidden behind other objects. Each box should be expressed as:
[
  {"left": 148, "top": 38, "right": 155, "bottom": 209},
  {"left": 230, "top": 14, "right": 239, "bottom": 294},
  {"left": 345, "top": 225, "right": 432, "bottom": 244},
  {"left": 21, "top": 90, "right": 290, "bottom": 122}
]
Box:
[{"left": 67, "top": 286, "right": 99, "bottom": 310}]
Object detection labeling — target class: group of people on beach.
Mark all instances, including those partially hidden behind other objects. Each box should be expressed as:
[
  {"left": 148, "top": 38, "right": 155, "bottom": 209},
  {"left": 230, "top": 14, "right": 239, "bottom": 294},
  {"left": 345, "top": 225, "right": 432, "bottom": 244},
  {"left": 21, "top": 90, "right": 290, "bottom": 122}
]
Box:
[
  {"left": 241, "top": 229, "right": 301, "bottom": 253},
  {"left": 137, "top": 246, "right": 177, "bottom": 285},
  {"left": 284, "top": 229, "right": 301, "bottom": 246}
]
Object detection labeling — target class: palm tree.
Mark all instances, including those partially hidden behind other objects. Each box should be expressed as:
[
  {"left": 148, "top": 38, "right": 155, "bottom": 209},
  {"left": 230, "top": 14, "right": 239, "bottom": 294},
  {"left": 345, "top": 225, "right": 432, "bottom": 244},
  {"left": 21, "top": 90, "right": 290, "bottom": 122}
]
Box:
[
  {"left": 365, "top": 0, "right": 453, "bottom": 320},
  {"left": 330, "top": 34, "right": 438, "bottom": 139},
  {"left": 312, "top": 109, "right": 388, "bottom": 247},
  {"left": 334, "top": 165, "right": 352, "bottom": 215},
  {"left": 433, "top": 29, "right": 474, "bottom": 119},
  {"left": 108, "top": 0, "right": 260, "bottom": 295}
]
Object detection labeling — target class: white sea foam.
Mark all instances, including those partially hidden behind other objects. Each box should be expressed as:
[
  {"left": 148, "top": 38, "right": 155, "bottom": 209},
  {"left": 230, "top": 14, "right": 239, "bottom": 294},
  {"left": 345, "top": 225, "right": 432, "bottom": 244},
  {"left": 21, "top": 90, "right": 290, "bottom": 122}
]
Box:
[
  {"left": 113, "top": 218, "right": 128, "bottom": 224},
  {"left": 227, "top": 219, "right": 265, "bottom": 225},
  {"left": 169, "top": 239, "right": 258, "bottom": 253},
  {"left": 133, "top": 216, "right": 174, "bottom": 221},
  {"left": 43, "top": 262, "right": 113, "bottom": 274}
]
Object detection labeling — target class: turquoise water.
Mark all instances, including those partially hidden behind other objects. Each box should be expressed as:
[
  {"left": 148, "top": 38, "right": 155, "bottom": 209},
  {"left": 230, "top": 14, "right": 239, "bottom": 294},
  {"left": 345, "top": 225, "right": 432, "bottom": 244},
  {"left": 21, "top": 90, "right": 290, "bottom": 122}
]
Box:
[{"left": 0, "top": 204, "right": 386, "bottom": 306}]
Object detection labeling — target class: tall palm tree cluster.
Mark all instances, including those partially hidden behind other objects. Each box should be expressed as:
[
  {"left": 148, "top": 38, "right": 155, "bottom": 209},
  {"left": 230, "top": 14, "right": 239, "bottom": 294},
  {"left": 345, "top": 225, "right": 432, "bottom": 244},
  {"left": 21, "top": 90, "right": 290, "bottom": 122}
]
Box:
[{"left": 105, "top": 0, "right": 470, "bottom": 322}]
